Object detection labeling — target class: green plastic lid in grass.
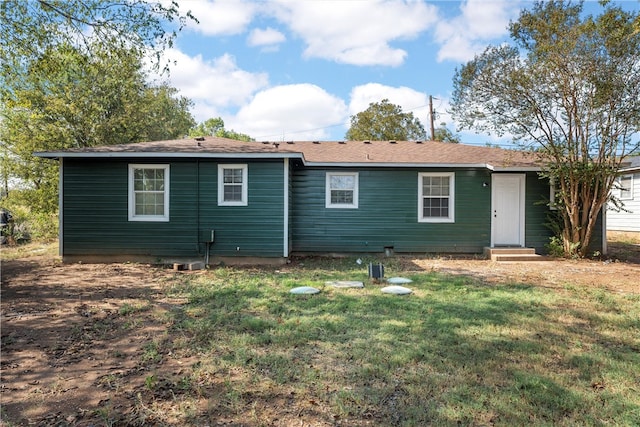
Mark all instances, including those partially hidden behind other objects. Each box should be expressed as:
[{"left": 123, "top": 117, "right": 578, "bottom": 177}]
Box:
[
  {"left": 381, "top": 285, "right": 413, "bottom": 295},
  {"left": 289, "top": 286, "right": 321, "bottom": 294}
]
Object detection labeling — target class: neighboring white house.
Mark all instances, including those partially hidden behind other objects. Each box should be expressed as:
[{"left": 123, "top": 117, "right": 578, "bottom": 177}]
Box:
[{"left": 608, "top": 156, "right": 640, "bottom": 232}]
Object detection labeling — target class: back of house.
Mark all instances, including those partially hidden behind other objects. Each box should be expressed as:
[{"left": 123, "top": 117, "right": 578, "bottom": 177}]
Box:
[{"left": 35, "top": 137, "right": 605, "bottom": 264}]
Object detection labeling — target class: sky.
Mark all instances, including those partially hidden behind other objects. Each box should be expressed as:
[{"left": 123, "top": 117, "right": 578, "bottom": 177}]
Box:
[{"left": 151, "top": 0, "right": 639, "bottom": 146}]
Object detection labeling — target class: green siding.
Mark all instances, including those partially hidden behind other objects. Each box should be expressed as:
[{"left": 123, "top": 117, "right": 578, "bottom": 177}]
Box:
[
  {"left": 62, "top": 158, "right": 584, "bottom": 258},
  {"left": 198, "top": 160, "right": 285, "bottom": 257},
  {"left": 522, "top": 172, "right": 603, "bottom": 254},
  {"left": 591, "top": 209, "right": 605, "bottom": 254},
  {"left": 524, "top": 172, "right": 555, "bottom": 253},
  {"left": 62, "top": 159, "right": 285, "bottom": 259},
  {"left": 62, "top": 159, "right": 198, "bottom": 257},
  {"left": 291, "top": 167, "right": 493, "bottom": 254}
]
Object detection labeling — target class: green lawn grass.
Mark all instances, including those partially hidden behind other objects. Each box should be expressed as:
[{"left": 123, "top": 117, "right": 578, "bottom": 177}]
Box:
[
  {"left": 154, "top": 258, "right": 640, "bottom": 426},
  {"left": 0, "top": 240, "right": 58, "bottom": 260},
  {"left": 2, "top": 243, "right": 638, "bottom": 425}
]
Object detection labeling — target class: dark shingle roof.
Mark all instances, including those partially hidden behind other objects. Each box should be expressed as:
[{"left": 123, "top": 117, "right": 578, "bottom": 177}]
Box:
[{"left": 35, "top": 136, "right": 541, "bottom": 170}]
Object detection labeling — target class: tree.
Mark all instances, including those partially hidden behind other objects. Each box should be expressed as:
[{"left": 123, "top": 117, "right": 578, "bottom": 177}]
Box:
[
  {"left": 142, "top": 85, "right": 196, "bottom": 142},
  {"left": 434, "top": 123, "right": 461, "bottom": 144},
  {"left": 0, "top": 0, "right": 195, "bottom": 93},
  {"left": 189, "top": 117, "right": 254, "bottom": 142},
  {"left": 450, "top": 0, "right": 640, "bottom": 257},
  {"left": 345, "top": 99, "right": 427, "bottom": 141},
  {"left": 0, "top": 43, "right": 195, "bottom": 213}
]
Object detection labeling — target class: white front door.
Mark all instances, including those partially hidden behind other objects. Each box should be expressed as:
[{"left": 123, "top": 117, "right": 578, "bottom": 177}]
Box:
[{"left": 491, "top": 174, "right": 525, "bottom": 247}]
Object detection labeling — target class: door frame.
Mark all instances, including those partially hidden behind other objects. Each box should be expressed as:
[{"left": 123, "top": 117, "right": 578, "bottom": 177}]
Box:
[{"left": 490, "top": 173, "right": 526, "bottom": 247}]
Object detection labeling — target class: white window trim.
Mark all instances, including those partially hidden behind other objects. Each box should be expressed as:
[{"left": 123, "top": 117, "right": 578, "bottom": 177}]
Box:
[
  {"left": 326, "top": 172, "right": 359, "bottom": 209},
  {"left": 218, "top": 164, "right": 248, "bottom": 206},
  {"left": 418, "top": 172, "right": 455, "bottom": 223},
  {"left": 618, "top": 174, "right": 633, "bottom": 200},
  {"left": 128, "top": 164, "right": 170, "bottom": 222}
]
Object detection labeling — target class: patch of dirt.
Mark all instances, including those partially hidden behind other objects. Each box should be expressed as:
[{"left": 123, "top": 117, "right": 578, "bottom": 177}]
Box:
[
  {"left": 1, "top": 242, "right": 639, "bottom": 426},
  {"left": 1, "top": 257, "right": 192, "bottom": 426},
  {"left": 411, "top": 256, "right": 639, "bottom": 295}
]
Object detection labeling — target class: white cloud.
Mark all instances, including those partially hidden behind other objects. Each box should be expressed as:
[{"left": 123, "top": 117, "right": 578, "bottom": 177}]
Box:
[
  {"left": 247, "top": 27, "right": 286, "bottom": 47},
  {"left": 178, "top": 0, "right": 256, "bottom": 36},
  {"left": 230, "top": 84, "right": 348, "bottom": 140},
  {"left": 150, "top": 50, "right": 348, "bottom": 139},
  {"left": 152, "top": 48, "right": 269, "bottom": 122},
  {"left": 434, "top": 0, "right": 520, "bottom": 62},
  {"left": 269, "top": 0, "right": 438, "bottom": 66}
]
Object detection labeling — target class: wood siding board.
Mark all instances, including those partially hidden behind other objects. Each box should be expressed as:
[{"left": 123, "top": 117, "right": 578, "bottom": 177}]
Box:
[
  {"left": 63, "top": 160, "right": 198, "bottom": 257},
  {"left": 62, "top": 159, "right": 286, "bottom": 259},
  {"left": 198, "top": 160, "right": 285, "bottom": 257},
  {"left": 291, "top": 167, "right": 492, "bottom": 254},
  {"left": 524, "top": 172, "right": 555, "bottom": 253},
  {"left": 607, "top": 172, "right": 640, "bottom": 232},
  {"left": 522, "top": 172, "right": 603, "bottom": 254},
  {"left": 62, "top": 157, "right": 577, "bottom": 259}
]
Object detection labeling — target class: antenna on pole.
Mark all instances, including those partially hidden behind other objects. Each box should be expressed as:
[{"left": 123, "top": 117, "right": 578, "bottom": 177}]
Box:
[{"left": 429, "top": 95, "right": 435, "bottom": 141}]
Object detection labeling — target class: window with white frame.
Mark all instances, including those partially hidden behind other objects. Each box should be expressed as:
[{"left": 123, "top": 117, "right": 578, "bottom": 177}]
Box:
[
  {"left": 326, "top": 172, "right": 358, "bottom": 208},
  {"left": 128, "top": 164, "right": 170, "bottom": 222},
  {"left": 618, "top": 174, "right": 633, "bottom": 200},
  {"left": 218, "top": 164, "right": 248, "bottom": 206},
  {"left": 418, "top": 172, "right": 455, "bottom": 222}
]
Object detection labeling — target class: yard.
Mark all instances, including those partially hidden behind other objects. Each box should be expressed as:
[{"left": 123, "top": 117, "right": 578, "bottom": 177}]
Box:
[{"left": 1, "top": 233, "right": 639, "bottom": 426}]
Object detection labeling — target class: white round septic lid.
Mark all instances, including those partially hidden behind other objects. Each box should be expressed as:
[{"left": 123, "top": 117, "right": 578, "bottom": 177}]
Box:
[
  {"left": 325, "top": 281, "right": 364, "bottom": 288},
  {"left": 387, "top": 277, "right": 413, "bottom": 284},
  {"left": 289, "top": 286, "right": 321, "bottom": 294},
  {"left": 380, "top": 285, "right": 413, "bottom": 295}
]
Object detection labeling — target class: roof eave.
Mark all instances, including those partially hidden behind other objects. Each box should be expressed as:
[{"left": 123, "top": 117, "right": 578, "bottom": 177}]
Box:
[
  {"left": 33, "top": 152, "right": 541, "bottom": 171},
  {"left": 33, "top": 151, "right": 303, "bottom": 160},
  {"left": 619, "top": 166, "right": 640, "bottom": 173},
  {"left": 489, "top": 167, "right": 542, "bottom": 172},
  {"left": 301, "top": 161, "right": 491, "bottom": 168},
  {"left": 301, "top": 163, "right": 542, "bottom": 170},
  {"left": 486, "top": 163, "right": 541, "bottom": 172}
]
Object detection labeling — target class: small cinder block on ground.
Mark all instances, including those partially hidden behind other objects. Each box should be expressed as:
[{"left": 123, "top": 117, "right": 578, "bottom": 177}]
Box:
[{"left": 188, "top": 262, "right": 205, "bottom": 270}]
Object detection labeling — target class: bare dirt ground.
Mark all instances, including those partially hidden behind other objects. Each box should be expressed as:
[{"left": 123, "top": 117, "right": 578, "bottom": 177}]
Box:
[{"left": 1, "top": 233, "right": 639, "bottom": 426}]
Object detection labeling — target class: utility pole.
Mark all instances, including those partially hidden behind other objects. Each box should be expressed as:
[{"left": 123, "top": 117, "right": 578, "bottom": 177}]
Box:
[{"left": 429, "top": 95, "right": 435, "bottom": 141}]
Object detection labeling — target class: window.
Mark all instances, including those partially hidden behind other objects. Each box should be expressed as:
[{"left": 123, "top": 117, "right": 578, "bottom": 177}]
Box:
[
  {"left": 218, "top": 164, "right": 248, "bottom": 206},
  {"left": 326, "top": 172, "right": 358, "bottom": 208},
  {"left": 418, "top": 172, "right": 455, "bottom": 222},
  {"left": 128, "top": 164, "right": 169, "bottom": 222},
  {"left": 618, "top": 174, "right": 633, "bottom": 200}
]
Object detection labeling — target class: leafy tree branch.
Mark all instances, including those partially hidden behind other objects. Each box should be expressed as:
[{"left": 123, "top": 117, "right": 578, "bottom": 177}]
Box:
[{"left": 451, "top": 0, "right": 640, "bottom": 257}]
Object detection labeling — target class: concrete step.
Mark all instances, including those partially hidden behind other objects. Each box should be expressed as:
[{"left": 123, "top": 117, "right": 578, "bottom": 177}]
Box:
[
  {"left": 484, "top": 247, "right": 536, "bottom": 256},
  {"left": 491, "top": 253, "right": 549, "bottom": 262},
  {"left": 484, "top": 247, "right": 548, "bottom": 262}
]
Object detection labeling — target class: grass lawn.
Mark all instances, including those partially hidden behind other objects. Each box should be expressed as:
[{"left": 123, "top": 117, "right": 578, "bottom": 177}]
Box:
[
  {"left": 1, "top": 239, "right": 639, "bottom": 426},
  {"left": 148, "top": 257, "right": 640, "bottom": 426}
]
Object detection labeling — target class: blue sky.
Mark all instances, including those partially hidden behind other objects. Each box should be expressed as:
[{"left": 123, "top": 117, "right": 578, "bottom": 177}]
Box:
[{"left": 153, "top": 0, "right": 639, "bottom": 145}]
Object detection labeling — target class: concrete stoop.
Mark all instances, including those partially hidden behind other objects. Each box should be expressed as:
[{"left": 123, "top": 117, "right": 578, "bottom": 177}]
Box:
[{"left": 483, "top": 247, "right": 548, "bottom": 262}]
